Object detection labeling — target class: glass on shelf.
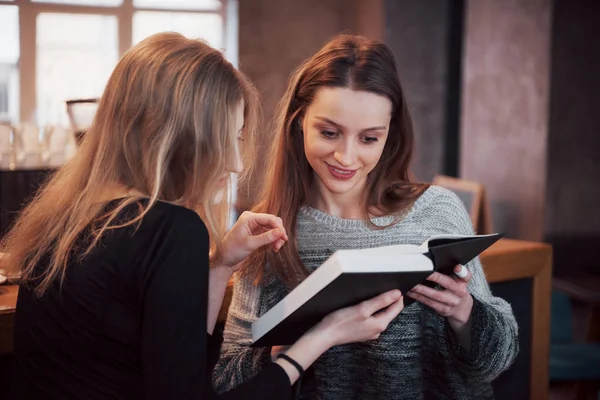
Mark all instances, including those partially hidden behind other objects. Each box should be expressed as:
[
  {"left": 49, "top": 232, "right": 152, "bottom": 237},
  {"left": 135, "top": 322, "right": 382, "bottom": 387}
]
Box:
[
  {"left": 65, "top": 98, "right": 98, "bottom": 145},
  {"left": 0, "top": 121, "right": 37, "bottom": 170},
  {"left": 0, "top": 121, "right": 16, "bottom": 170},
  {"left": 0, "top": 120, "right": 76, "bottom": 170}
]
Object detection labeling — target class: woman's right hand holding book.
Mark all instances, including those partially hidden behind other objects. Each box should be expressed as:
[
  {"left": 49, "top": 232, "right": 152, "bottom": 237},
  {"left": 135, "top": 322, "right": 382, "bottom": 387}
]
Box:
[
  {"left": 316, "top": 289, "right": 404, "bottom": 344},
  {"left": 273, "top": 290, "right": 404, "bottom": 385}
]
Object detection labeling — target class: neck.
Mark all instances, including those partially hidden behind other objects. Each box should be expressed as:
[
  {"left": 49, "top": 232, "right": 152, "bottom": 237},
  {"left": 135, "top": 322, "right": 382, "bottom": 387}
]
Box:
[
  {"left": 98, "top": 183, "right": 146, "bottom": 203},
  {"left": 310, "top": 180, "right": 366, "bottom": 220}
]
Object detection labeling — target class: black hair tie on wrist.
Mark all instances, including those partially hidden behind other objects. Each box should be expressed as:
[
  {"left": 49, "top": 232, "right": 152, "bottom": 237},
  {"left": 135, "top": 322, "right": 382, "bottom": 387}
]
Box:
[
  {"left": 277, "top": 353, "right": 304, "bottom": 376},
  {"left": 277, "top": 353, "right": 304, "bottom": 399}
]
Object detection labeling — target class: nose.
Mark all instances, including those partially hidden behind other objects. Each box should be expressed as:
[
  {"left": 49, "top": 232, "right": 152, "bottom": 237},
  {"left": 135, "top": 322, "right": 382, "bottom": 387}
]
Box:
[
  {"left": 226, "top": 145, "right": 243, "bottom": 174},
  {"left": 333, "top": 138, "right": 357, "bottom": 167}
]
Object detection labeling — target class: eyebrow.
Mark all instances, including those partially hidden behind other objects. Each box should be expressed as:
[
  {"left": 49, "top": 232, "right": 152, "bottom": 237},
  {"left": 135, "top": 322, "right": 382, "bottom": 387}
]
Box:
[{"left": 314, "top": 116, "right": 387, "bottom": 133}]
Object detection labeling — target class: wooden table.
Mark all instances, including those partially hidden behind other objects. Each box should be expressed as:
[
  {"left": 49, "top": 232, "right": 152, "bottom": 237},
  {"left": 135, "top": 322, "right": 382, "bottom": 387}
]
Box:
[
  {"left": 0, "top": 238, "right": 553, "bottom": 399},
  {"left": 0, "top": 285, "right": 18, "bottom": 355},
  {"left": 0, "top": 285, "right": 17, "bottom": 315}
]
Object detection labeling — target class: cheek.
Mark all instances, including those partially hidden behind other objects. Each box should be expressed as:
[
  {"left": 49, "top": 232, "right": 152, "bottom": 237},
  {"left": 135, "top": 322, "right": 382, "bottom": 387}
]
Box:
[
  {"left": 362, "top": 144, "right": 386, "bottom": 171},
  {"left": 304, "top": 135, "right": 328, "bottom": 162},
  {"left": 304, "top": 146, "right": 324, "bottom": 172}
]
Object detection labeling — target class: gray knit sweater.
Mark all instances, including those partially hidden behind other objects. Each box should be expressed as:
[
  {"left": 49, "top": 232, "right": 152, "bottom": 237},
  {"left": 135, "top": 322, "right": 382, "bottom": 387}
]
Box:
[{"left": 213, "top": 186, "right": 518, "bottom": 399}]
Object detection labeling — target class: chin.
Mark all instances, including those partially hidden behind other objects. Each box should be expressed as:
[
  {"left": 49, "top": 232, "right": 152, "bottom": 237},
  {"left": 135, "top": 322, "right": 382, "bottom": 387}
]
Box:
[{"left": 320, "top": 177, "right": 360, "bottom": 196}]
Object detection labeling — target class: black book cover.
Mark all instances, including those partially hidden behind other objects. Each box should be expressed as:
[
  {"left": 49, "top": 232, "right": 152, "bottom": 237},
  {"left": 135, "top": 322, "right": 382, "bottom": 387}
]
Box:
[
  {"left": 251, "top": 233, "right": 504, "bottom": 347},
  {"left": 403, "top": 233, "right": 506, "bottom": 306}
]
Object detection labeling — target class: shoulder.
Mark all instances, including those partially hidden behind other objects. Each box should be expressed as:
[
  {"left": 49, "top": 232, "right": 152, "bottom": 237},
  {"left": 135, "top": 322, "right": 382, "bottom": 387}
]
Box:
[
  {"left": 139, "top": 200, "right": 209, "bottom": 239},
  {"left": 416, "top": 185, "right": 467, "bottom": 213},
  {"left": 129, "top": 202, "right": 210, "bottom": 283},
  {"left": 409, "top": 185, "right": 474, "bottom": 236},
  {"left": 115, "top": 200, "right": 210, "bottom": 264}
]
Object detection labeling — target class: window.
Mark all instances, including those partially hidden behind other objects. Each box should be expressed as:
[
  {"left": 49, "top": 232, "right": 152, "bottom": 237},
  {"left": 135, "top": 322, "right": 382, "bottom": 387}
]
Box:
[
  {"left": 1, "top": 0, "right": 234, "bottom": 125},
  {"left": 0, "top": 5, "right": 19, "bottom": 122},
  {"left": 32, "top": 0, "right": 122, "bottom": 5},
  {"left": 132, "top": 11, "right": 222, "bottom": 48},
  {"left": 133, "top": 0, "right": 220, "bottom": 10},
  {"left": 37, "top": 13, "right": 118, "bottom": 125}
]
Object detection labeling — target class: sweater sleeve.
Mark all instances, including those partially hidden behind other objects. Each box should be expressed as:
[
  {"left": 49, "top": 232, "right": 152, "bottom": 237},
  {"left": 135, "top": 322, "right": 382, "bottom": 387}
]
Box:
[
  {"left": 212, "top": 268, "right": 282, "bottom": 394},
  {"left": 138, "top": 208, "right": 291, "bottom": 400},
  {"left": 427, "top": 187, "right": 519, "bottom": 382},
  {"left": 207, "top": 332, "right": 292, "bottom": 400},
  {"left": 444, "top": 253, "right": 519, "bottom": 381},
  {"left": 138, "top": 210, "right": 211, "bottom": 400}
]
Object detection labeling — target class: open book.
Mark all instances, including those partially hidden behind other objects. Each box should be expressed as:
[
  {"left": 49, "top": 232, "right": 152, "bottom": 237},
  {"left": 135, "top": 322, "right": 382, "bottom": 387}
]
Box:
[{"left": 251, "top": 233, "right": 504, "bottom": 347}]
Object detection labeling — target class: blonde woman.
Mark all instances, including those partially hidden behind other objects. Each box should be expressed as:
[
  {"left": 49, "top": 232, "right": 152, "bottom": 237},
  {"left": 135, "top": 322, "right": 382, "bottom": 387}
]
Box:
[{"left": 1, "top": 33, "right": 405, "bottom": 400}]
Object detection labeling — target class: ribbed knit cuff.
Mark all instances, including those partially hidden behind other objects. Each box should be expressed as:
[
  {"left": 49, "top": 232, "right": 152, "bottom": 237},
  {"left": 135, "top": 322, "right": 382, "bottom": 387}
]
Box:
[{"left": 444, "top": 295, "right": 488, "bottom": 371}]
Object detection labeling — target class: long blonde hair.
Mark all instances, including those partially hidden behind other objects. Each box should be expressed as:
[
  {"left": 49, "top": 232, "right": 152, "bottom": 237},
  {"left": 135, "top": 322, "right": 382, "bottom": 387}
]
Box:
[
  {"left": 0, "top": 32, "right": 258, "bottom": 295},
  {"left": 248, "top": 34, "right": 429, "bottom": 287}
]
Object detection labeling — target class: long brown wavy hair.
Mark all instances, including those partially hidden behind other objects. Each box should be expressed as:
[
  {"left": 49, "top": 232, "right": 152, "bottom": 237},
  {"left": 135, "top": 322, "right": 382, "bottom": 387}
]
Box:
[
  {"left": 248, "top": 34, "right": 429, "bottom": 287},
  {"left": 0, "top": 32, "right": 259, "bottom": 295}
]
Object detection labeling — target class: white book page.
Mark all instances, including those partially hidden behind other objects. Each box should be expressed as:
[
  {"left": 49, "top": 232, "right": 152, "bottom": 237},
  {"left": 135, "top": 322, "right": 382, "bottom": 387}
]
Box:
[{"left": 336, "top": 246, "right": 432, "bottom": 273}]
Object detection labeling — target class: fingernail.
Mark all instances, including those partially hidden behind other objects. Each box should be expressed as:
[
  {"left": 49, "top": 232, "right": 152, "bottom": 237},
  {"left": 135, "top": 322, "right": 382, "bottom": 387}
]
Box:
[{"left": 455, "top": 265, "right": 468, "bottom": 279}]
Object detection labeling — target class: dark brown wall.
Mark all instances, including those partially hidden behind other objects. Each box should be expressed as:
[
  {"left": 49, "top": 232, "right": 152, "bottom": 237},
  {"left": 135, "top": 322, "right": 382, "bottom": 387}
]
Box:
[
  {"left": 460, "top": 0, "right": 552, "bottom": 241},
  {"left": 384, "top": 0, "right": 455, "bottom": 182},
  {"left": 237, "top": 0, "right": 362, "bottom": 208},
  {"left": 545, "top": 0, "right": 600, "bottom": 275}
]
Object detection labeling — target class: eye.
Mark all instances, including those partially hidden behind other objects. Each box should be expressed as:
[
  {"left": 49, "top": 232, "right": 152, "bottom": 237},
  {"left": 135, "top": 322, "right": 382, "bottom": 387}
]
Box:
[
  {"left": 320, "top": 130, "right": 338, "bottom": 139},
  {"left": 361, "top": 136, "right": 378, "bottom": 144},
  {"left": 237, "top": 136, "right": 245, "bottom": 142}
]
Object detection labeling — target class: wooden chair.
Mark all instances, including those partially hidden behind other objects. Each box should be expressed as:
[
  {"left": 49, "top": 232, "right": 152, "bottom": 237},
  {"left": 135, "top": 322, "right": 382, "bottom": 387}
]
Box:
[
  {"left": 432, "top": 175, "right": 493, "bottom": 234},
  {"left": 482, "top": 239, "right": 552, "bottom": 400}
]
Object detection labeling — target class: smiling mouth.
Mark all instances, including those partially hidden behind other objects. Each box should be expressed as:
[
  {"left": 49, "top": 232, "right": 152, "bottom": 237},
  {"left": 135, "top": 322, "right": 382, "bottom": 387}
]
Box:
[{"left": 326, "top": 163, "right": 357, "bottom": 180}]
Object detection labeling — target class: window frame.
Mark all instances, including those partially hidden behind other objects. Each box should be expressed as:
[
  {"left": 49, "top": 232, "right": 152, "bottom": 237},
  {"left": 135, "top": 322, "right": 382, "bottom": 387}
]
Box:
[{"left": 0, "top": 0, "right": 230, "bottom": 122}]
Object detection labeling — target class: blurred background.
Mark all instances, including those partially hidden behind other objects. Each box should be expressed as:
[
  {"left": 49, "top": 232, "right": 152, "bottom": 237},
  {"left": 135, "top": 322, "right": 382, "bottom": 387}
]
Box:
[
  {"left": 1, "top": 0, "right": 597, "bottom": 274},
  {"left": 0, "top": 0, "right": 599, "bottom": 399}
]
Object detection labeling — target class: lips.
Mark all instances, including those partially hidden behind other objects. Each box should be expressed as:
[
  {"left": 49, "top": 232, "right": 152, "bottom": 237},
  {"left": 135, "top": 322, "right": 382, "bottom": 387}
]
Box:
[{"left": 326, "top": 164, "right": 357, "bottom": 180}]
